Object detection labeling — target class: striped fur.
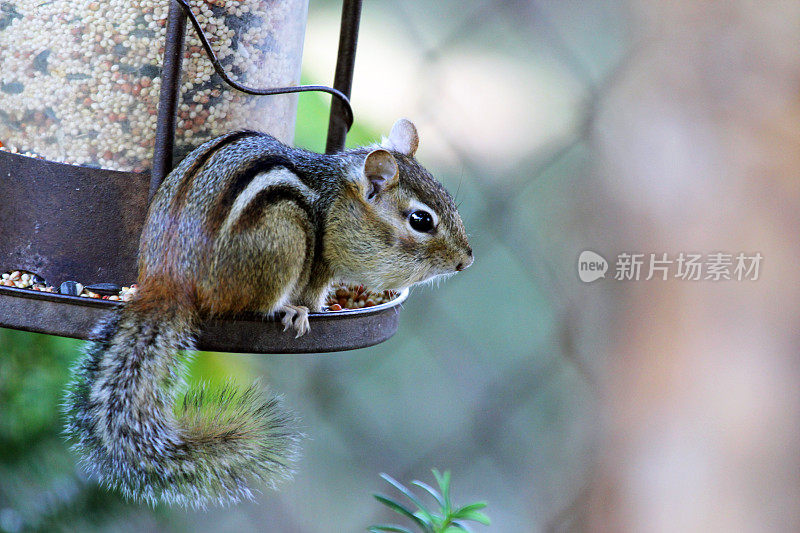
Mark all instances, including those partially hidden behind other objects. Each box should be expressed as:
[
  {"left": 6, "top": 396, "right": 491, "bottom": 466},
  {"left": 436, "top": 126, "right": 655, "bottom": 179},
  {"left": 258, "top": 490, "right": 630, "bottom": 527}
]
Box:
[
  {"left": 64, "top": 121, "right": 472, "bottom": 508},
  {"left": 169, "top": 130, "right": 262, "bottom": 217},
  {"left": 207, "top": 154, "right": 304, "bottom": 234}
]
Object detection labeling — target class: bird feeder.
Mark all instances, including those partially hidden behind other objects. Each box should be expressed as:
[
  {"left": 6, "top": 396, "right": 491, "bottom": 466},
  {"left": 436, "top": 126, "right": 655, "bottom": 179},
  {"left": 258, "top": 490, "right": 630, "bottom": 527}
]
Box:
[{"left": 0, "top": 0, "right": 408, "bottom": 353}]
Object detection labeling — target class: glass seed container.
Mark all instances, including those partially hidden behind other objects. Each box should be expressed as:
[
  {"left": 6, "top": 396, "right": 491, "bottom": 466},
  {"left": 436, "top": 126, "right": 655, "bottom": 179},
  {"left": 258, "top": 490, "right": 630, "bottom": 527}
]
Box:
[{"left": 0, "top": 0, "right": 309, "bottom": 172}]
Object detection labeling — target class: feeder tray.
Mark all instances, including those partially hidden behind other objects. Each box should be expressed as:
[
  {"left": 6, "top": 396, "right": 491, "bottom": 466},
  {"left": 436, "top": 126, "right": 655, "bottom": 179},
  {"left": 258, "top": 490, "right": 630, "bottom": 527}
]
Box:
[
  {"left": 0, "top": 284, "right": 408, "bottom": 354},
  {"left": 0, "top": 0, "right": 406, "bottom": 354}
]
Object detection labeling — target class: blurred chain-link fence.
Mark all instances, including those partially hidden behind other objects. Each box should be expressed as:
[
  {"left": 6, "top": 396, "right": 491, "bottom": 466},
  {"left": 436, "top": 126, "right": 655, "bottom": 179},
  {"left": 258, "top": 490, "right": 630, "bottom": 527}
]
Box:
[{"left": 239, "top": 1, "right": 630, "bottom": 531}]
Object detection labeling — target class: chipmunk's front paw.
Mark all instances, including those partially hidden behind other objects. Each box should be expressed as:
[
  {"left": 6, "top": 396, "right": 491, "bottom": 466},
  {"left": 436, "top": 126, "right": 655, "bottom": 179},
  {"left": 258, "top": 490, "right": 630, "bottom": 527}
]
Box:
[{"left": 280, "top": 305, "right": 310, "bottom": 338}]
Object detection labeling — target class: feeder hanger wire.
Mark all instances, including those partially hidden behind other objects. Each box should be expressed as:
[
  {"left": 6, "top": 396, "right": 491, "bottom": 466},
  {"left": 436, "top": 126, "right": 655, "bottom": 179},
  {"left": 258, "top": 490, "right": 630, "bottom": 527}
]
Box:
[{"left": 174, "top": 0, "right": 354, "bottom": 131}]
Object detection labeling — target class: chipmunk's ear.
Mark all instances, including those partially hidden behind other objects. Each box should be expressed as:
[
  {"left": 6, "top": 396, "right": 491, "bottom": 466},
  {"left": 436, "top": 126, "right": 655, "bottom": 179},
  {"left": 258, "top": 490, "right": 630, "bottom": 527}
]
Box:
[
  {"left": 363, "top": 149, "right": 398, "bottom": 200},
  {"left": 382, "top": 118, "right": 419, "bottom": 157}
]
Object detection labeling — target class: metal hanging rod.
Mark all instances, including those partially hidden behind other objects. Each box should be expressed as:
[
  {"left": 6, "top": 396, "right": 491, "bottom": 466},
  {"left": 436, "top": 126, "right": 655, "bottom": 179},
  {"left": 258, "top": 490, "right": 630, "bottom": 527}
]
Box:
[
  {"left": 152, "top": 0, "right": 361, "bottom": 198},
  {"left": 174, "top": 0, "right": 354, "bottom": 130}
]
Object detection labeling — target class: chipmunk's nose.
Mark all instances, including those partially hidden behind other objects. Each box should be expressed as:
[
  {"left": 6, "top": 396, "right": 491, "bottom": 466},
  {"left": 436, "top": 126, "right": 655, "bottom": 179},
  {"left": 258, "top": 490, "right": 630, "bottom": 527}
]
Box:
[{"left": 455, "top": 248, "right": 474, "bottom": 271}]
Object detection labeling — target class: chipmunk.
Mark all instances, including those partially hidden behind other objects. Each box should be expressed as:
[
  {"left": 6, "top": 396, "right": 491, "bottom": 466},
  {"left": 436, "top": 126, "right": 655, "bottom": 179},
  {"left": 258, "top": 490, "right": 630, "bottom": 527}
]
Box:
[{"left": 62, "top": 119, "right": 473, "bottom": 508}]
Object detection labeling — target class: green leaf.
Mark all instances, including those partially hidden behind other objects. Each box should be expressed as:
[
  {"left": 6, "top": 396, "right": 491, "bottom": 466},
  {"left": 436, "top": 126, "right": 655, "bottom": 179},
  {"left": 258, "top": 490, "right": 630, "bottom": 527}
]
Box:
[
  {"left": 411, "top": 480, "right": 446, "bottom": 509},
  {"left": 368, "top": 525, "right": 415, "bottom": 533},
  {"left": 373, "top": 495, "right": 414, "bottom": 517},
  {"left": 432, "top": 470, "right": 452, "bottom": 515},
  {"left": 380, "top": 473, "right": 435, "bottom": 524},
  {"left": 451, "top": 502, "right": 488, "bottom": 518},
  {"left": 452, "top": 510, "right": 490, "bottom": 526},
  {"left": 415, "top": 511, "right": 444, "bottom": 530},
  {"left": 373, "top": 495, "right": 433, "bottom": 533}
]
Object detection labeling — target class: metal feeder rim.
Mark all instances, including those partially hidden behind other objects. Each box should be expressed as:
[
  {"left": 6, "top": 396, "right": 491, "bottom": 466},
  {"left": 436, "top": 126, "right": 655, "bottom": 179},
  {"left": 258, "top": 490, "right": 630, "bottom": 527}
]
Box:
[{"left": 0, "top": 284, "right": 409, "bottom": 319}]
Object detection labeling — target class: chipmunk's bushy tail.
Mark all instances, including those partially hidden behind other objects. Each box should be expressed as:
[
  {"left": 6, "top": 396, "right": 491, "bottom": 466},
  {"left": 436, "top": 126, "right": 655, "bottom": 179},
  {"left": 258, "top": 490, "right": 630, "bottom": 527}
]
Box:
[{"left": 63, "top": 300, "right": 300, "bottom": 508}]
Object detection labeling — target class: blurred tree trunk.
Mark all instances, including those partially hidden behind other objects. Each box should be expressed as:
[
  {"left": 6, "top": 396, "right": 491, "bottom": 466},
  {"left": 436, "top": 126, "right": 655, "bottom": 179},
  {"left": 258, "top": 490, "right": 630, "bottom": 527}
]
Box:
[{"left": 590, "top": 1, "right": 800, "bottom": 531}]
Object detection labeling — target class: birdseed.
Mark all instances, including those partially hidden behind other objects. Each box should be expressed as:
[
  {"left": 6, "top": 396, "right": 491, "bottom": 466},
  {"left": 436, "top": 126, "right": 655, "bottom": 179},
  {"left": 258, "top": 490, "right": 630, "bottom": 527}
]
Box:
[
  {"left": 0, "top": 0, "right": 307, "bottom": 171},
  {"left": 1, "top": 270, "right": 397, "bottom": 310},
  {"left": 325, "top": 283, "right": 399, "bottom": 310}
]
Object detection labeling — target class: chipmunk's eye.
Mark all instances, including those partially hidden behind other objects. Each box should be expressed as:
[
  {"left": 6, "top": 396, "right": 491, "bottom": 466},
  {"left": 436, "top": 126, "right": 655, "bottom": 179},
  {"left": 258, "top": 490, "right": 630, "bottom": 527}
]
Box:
[{"left": 408, "top": 210, "right": 435, "bottom": 233}]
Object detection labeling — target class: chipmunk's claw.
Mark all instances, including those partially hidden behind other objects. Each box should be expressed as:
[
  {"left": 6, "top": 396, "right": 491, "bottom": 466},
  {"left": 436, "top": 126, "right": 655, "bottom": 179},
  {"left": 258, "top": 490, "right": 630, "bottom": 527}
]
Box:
[{"left": 280, "top": 305, "right": 310, "bottom": 338}]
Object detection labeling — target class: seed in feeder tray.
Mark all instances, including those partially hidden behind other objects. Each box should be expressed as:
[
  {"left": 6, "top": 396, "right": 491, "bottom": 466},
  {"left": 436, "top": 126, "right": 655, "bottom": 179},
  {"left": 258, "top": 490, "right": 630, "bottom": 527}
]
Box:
[
  {"left": 3, "top": 269, "right": 398, "bottom": 315},
  {"left": 120, "top": 285, "right": 138, "bottom": 301},
  {"left": 85, "top": 282, "right": 122, "bottom": 296},
  {"left": 59, "top": 281, "right": 83, "bottom": 296},
  {"left": 33, "top": 284, "right": 55, "bottom": 292},
  {"left": 0, "top": 269, "right": 55, "bottom": 291},
  {"left": 324, "top": 283, "right": 398, "bottom": 311},
  {"left": 3, "top": 270, "right": 26, "bottom": 287}
]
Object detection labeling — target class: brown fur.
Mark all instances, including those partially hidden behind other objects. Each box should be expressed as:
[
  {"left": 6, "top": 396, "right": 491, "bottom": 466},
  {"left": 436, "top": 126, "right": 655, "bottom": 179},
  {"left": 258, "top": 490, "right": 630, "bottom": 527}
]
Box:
[{"left": 64, "top": 120, "right": 472, "bottom": 508}]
